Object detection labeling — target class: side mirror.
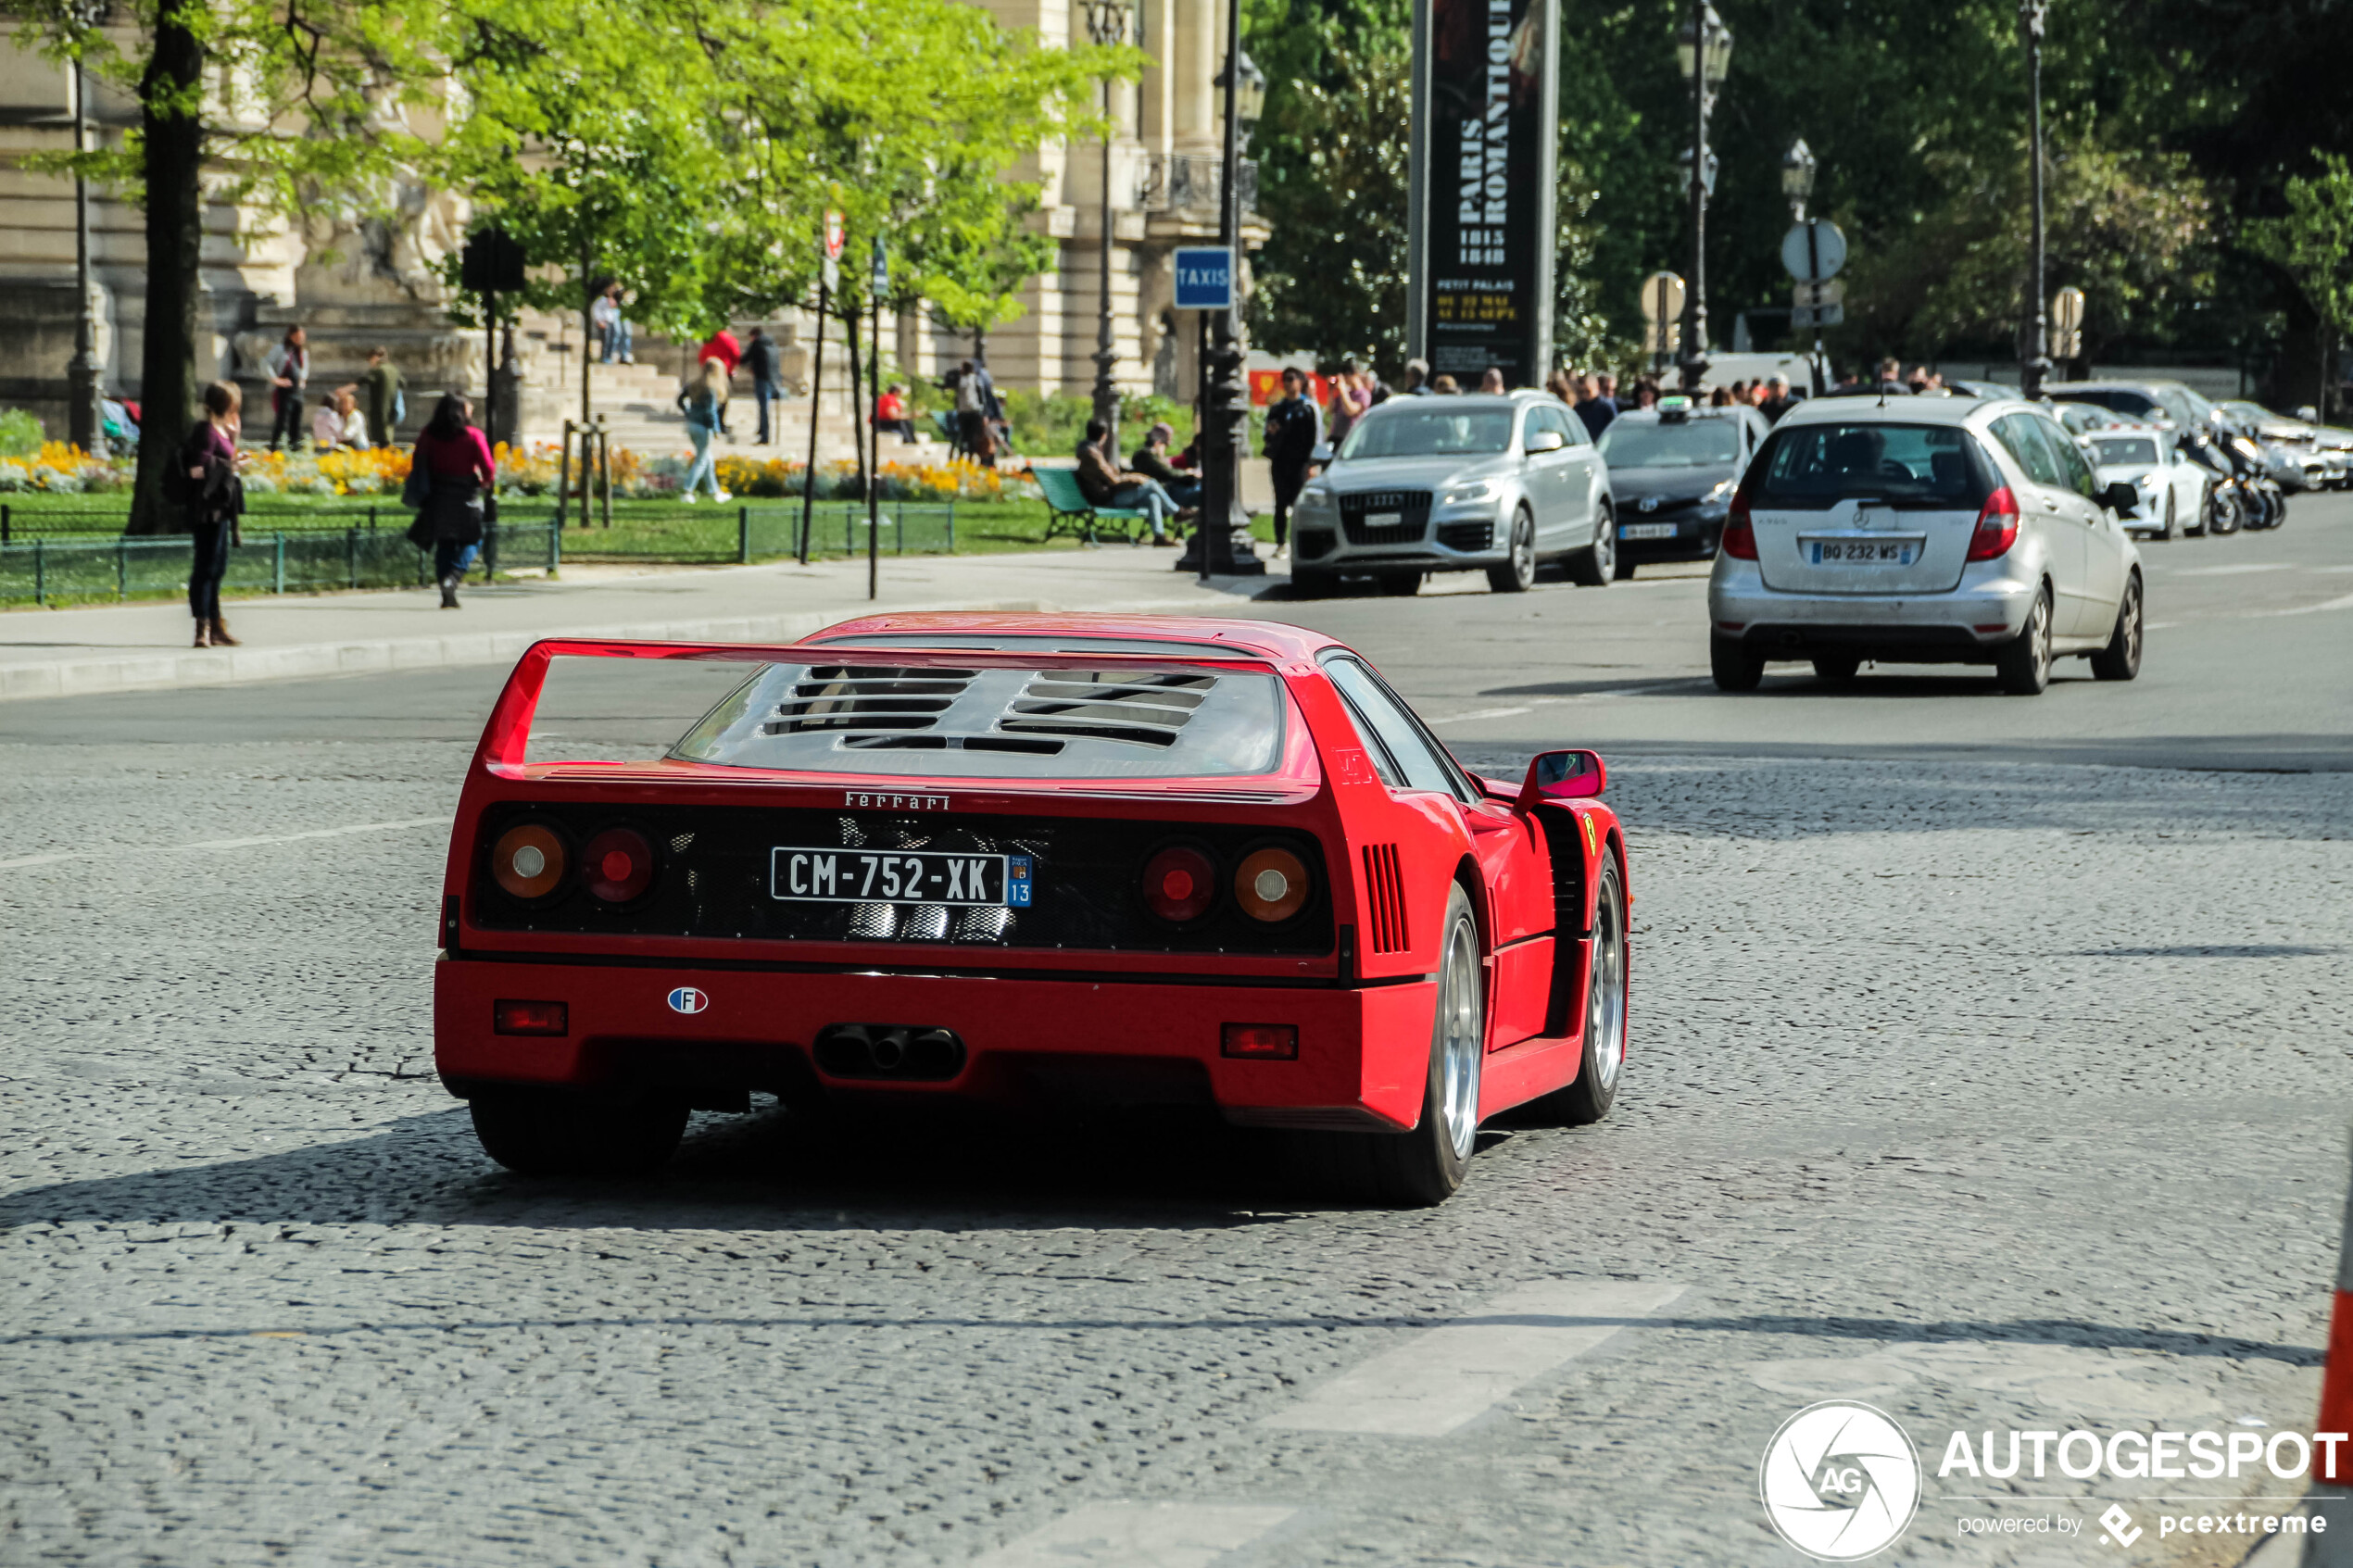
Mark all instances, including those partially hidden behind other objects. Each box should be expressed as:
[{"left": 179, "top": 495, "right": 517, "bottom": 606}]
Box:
[
  {"left": 2101, "top": 480, "right": 2139, "bottom": 514},
  {"left": 1518, "top": 748, "right": 1606, "bottom": 807},
  {"left": 1525, "top": 429, "right": 1567, "bottom": 455}
]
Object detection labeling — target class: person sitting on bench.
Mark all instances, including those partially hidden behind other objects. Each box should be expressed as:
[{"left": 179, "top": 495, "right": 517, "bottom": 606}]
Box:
[{"left": 1076, "top": 420, "right": 1188, "bottom": 546}]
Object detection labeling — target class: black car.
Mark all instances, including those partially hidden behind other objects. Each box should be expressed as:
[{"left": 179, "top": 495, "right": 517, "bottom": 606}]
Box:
[{"left": 1594, "top": 405, "right": 1770, "bottom": 577}]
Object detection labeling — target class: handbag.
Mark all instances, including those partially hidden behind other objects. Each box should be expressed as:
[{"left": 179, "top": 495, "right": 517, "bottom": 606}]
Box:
[{"left": 401, "top": 455, "right": 432, "bottom": 511}]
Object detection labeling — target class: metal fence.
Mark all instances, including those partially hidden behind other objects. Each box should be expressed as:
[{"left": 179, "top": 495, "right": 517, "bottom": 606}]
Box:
[{"left": 2, "top": 521, "right": 560, "bottom": 607}]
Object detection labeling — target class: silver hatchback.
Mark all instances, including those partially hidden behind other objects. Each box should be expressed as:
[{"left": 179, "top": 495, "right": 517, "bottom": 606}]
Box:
[
  {"left": 1287, "top": 392, "right": 1617, "bottom": 597},
  {"left": 1707, "top": 395, "right": 2145, "bottom": 696}
]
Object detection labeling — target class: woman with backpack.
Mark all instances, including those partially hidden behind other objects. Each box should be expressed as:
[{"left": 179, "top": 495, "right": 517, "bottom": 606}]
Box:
[
  {"left": 406, "top": 393, "right": 495, "bottom": 608},
  {"left": 178, "top": 380, "right": 246, "bottom": 647},
  {"left": 675, "top": 358, "right": 731, "bottom": 503}
]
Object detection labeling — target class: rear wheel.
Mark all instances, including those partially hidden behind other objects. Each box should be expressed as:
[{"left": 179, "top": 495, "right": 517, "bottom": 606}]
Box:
[
  {"left": 2211, "top": 487, "right": 2243, "bottom": 535},
  {"left": 1378, "top": 571, "right": 1423, "bottom": 596},
  {"left": 470, "top": 1087, "right": 688, "bottom": 1177},
  {"left": 1294, "top": 887, "right": 1481, "bottom": 1207},
  {"left": 1710, "top": 633, "right": 1764, "bottom": 692},
  {"left": 1486, "top": 508, "right": 1536, "bottom": 593},
  {"left": 1564, "top": 507, "right": 1617, "bottom": 586},
  {"left": 2090, "top": 571, "right": 2143, "bottom": 682},
  {"left": 1994, "top": 583, "right": 2054, "bottom": 696},
  {"left": 1811, "top": 654, "right": 1862, "bottom": 681},
  {"left": 1532, "top": 859, "right": 1627, "bottom": 1126}
]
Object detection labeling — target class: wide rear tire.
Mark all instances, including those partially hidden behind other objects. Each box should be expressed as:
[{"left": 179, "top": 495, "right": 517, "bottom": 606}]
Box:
[
  {"left": 1291, "top": 887, "right": 1482, "bottom": 1208},
  {"left": 1533, "top": 859, "right": 1627, "bottom": 1126},
  {"left": 470, "top": 1087, "right": 688, "bottom": 1177}
]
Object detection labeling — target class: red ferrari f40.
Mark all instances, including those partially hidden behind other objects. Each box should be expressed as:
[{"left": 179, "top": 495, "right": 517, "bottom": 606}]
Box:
[{"left": 434, "top": 614, "right": 1629, "bottom": 1205}]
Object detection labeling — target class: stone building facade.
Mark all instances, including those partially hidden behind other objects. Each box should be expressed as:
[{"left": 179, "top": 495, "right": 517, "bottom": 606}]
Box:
[{"left": 0, "top": 5, "right": 1265, "bottom": 441}]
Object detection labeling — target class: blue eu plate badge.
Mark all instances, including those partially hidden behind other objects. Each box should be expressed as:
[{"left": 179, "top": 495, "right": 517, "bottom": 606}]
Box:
[{"left": 1007, "top": 855, "right": 1034, "bottom": 908}]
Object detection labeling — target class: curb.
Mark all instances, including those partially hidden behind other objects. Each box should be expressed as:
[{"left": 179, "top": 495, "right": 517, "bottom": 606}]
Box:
[{"left": 0, "top": 590, "right": 1269, "bottom": 704}]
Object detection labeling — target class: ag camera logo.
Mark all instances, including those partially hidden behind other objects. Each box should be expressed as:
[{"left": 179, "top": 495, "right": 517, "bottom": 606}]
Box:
[{"left": 1760, "top": 1401, "right": 1922, "bottom": 1561}]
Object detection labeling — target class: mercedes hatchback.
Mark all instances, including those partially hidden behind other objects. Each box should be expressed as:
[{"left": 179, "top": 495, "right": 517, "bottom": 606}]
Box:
[{"left": 1707, "top": 397, "right": 2145, "bottom": 695}]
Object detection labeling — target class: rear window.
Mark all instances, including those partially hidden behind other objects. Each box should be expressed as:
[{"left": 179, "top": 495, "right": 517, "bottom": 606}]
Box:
[
  {"left": 1749, "top": 421, "right": 1994, "bottom": 510},
  {"left": 1598, "top": 418, "right": 1742, "bottom": 468},
  {"left": 2061, "top": 389, "right": 2163, "bottom": 420},
  {"left": 670, "top": 662, "right": 1287, "bottom": 779},
  {"left": 2092, "top": 436, "right": 2160, "bottom": 466}
]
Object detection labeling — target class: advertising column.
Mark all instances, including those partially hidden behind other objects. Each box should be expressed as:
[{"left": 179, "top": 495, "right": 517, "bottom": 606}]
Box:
[{"left": 1407, "top": 0, "right": 1560, "bottom": 389}]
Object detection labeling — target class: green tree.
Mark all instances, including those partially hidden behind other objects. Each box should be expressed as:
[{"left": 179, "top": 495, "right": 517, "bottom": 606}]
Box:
[
  {"left": 2247, "top": 154, "right": 2353, "bottom": 419},
  {"left": 7, "top": 0, "right": 444, "bottom": 530}
]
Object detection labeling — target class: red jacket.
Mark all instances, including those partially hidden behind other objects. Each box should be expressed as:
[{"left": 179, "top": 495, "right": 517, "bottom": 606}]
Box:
[{"left": 698, "top": 332, "right": 742, "bottom": 376}]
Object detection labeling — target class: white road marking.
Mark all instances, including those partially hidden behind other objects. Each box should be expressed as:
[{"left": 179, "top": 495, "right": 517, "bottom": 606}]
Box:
[
  {"left": 2262, "top": 590, "right": 2353, "bottom": 618},
  {"left": 1430, "top": 705, "right": 1535, "bottom": 724},
  {"left": 0, "top": 817, "right": 442, "bottom": 871},
  {"left": 1260, "top": 1278, "right": 1685, "bottom": 1437},
  {"left": 2166, "top": 563, "right": 2295, "bottom": 577},
  {"left": 966, "top": 1503, "right": 1297, "bottom": 1568}
]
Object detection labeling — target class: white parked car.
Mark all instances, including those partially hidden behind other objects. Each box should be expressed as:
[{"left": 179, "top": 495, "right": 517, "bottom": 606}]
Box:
[
  {"left": 1287, "top": 392, "right": 1617, "bottom": 598},
  {"left": 2083, "top": 425, "right": 2209, "bottom": 540},
  {"left": 1708, "top": 395, "right": 2144, "bottom": 696}
]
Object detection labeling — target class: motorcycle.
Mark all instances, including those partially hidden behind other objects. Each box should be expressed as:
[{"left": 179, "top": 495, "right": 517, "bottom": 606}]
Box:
[
  {"left": 2222, "top": 432, "right": 2287, "bottom": 529},
  {"left": 2181, "top": 434, "right": 2246, "bottom": 534}
]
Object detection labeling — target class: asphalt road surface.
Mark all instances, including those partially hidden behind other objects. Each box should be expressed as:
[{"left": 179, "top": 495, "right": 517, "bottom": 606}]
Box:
[{"left": 3, "top": 495, "right": 2349, "bottom": 1567}]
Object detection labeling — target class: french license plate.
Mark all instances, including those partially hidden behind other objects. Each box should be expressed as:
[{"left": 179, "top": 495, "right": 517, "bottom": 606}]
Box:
[
  {"left": 1808, "top": 540, "right": 1917, "bottom": 565},
  {"left": 1619, "top": 522, "right": 1678, "bottom": 540},
  {"left": 771, "top": 847, "right": 1034, "bottom": 906},
  {"left": 1365, "top": 511, "right": 1403, "bottom": 529}
]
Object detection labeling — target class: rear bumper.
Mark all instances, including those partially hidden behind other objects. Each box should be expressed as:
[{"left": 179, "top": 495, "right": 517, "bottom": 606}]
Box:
[
  {"left": 434, "top": 957, "right": 1435, "bottom": 1131},
  {"left": 1708, "top": 557, "right": 2035, "bottom": 659}
]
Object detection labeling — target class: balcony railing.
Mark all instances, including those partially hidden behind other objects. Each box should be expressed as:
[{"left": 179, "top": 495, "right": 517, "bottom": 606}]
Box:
[{"left": 1138, "top": 153, "right": 1258, "bottom": 219}]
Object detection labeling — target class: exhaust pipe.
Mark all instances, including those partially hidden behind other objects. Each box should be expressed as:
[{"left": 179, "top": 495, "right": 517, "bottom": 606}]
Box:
[{"left": 813, "top": 1024, "right": 965, "bottom": 1082}]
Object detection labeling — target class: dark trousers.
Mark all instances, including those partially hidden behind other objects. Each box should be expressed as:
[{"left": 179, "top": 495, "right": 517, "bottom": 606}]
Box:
[
  {"left": 188, "top": 521, "right": 230, "bottom": 621},
  {"left": 754, "top": 380, "right": 780, "bottom": 444},
  {"left": 270, "top": 388, "right": 304, "bottom": 450},
  {"left": 434, "top": 538, "right": 480, "bottom": 582},
  {"left": 1270, "top": 462, "right": 1310, "bottom": 547}
]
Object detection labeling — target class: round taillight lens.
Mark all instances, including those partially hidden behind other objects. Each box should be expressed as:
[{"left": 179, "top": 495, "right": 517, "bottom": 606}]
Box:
[
  {"left": 491, "top": 823, "right": 565, "bottom": 900},
  {"left": 1234, "top": 847, "right": 1309, "bottom": 922},
  {"left": 1140, "top": 845, "right": 1216, "bottom": 923},
  {"left": 582, "top": 827, "right": 655, "bottom": 903}
]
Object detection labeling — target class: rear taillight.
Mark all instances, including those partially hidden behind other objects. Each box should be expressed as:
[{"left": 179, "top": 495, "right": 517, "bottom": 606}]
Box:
[
  {"left": 1720, "top": 487, "right": 1757, "bottom": 558},
  {"left": 582, "top": 827, "right": 655, "bottom": 903},
  {"left": 1234, "top": 847, "right": 1310, "bottom": 922},
  {"left": 1141, "top": 845, "right": 1216, "bottom": 923},
  {"left": 493, "top": 999, "right": 568, "bottom": 1036},
  {"left": 491, "top": 822, "right": 566, "bottom": 900},
  {"left": 1968, "top": 485, "right": 2020, "bottom": 560}
]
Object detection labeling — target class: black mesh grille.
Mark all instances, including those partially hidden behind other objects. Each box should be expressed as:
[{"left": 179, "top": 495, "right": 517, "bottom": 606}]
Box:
[
  {"left": 1340, "top": 490, "right": 1431, "bottom": 545},
  {"left": 471, "top": 802, "right": 1333, "bottom": 955}
]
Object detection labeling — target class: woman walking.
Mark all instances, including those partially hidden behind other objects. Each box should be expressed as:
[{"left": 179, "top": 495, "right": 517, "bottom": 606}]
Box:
[
  {"left": 178, "top": 380, "right": 245, "bottom": 647},
  {"left": 408, "top": 393, "right": 494, "bottom": 608},
  {"left": 677, "top": 358, "right": 731, "bottom": 503}
]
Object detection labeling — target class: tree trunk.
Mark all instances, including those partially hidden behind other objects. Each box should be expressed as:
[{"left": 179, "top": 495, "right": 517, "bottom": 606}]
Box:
[{"left": 127, "top": 0, "right": 206, "bottom": 535}]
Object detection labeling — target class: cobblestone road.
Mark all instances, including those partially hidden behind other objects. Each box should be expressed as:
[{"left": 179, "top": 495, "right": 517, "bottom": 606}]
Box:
[{"left": 5, "top": 692, "right": 2347, "bottom": 1566}]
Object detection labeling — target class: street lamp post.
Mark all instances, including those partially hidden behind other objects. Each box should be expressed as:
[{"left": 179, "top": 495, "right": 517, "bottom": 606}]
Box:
[
  {"left": 1674, "top": 1, "right": 1730, "bottom": 395},
  {"left": 67, "top": 2, "right": 106, "bottom": 458},
  {"left": 2020, "top": 0, "right": 2051, "bottom": 400},
  {"left": 1083, "top": 0, "right": 1137, "bottom": 448},
  {"left": 1179, "top": 29, "right": 1265, "bottom": 578}
]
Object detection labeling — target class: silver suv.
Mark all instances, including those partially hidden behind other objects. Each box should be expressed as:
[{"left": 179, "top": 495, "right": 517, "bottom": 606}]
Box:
[
  {"left": 1288, "top": 391, "right": 1616, "bottom": 598},
  {"left": 1707, "top": 395, "right": 2145, "bottom": 696}
]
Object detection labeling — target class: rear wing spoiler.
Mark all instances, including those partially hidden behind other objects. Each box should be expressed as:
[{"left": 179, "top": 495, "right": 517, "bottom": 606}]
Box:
[{"left": 473, "top": 637, "right": 1284, "bottom": 773}]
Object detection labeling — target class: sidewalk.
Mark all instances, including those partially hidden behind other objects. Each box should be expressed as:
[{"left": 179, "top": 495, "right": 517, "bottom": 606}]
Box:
[{"left": 0, "top": 546, "right": 1282, "bottom": 704}]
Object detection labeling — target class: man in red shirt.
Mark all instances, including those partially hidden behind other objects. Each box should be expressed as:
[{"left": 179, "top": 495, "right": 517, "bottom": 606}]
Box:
[{"left": 698, "top": 328, "right": 742, "bottom": 436}]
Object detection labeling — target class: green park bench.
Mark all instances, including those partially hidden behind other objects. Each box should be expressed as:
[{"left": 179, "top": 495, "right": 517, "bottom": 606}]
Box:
[{"left": 1032, "top": 465, "right": 1151, "bottom": 546}]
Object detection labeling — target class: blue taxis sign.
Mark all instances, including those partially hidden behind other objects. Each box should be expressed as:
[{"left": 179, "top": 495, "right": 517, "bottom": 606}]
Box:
[{"left": 1173, "top": 246, "right": 1235, "bottom": 310}]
